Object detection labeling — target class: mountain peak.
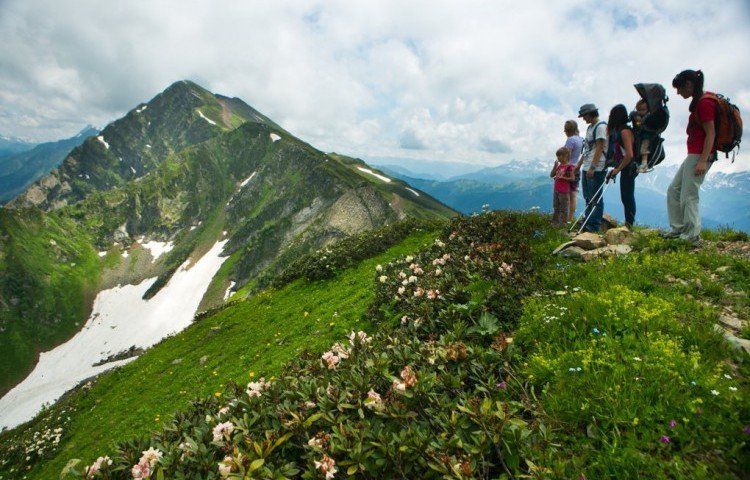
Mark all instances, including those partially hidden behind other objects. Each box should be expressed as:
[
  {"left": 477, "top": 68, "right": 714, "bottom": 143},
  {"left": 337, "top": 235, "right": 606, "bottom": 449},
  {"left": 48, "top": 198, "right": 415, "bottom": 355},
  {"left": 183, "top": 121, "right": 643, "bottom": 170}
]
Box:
[
  {"left": 7, "top": 81, "right": 281, "bottom": 211},
  {"left": 76, "top": 125, "right": 98, "bottom": 137},
  {"left": 158, "top": 79, "right": 211, "bottom": 103}
]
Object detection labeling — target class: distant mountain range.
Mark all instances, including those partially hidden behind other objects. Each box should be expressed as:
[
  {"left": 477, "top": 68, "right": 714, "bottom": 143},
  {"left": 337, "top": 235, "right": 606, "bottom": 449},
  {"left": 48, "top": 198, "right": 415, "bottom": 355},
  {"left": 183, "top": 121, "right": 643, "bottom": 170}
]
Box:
[
  {"left": 0, "top": 135, "right": 36, "bottom": 157},
  {"left": 0, "top": 126, "right": 99, "bottom": 204},
  {"left": 380, "top": 161, "right": 750, "bottom": 232}
]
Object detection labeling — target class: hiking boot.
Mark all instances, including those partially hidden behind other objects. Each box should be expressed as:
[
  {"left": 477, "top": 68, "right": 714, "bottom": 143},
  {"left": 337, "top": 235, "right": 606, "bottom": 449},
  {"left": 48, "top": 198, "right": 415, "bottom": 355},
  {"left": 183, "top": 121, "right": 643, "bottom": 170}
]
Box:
[
  {"left": 660, "top": 230, "right": 681, "bottom": 239},
  {"left": 688, "top": 236, "right": 703, "bottom": 248}
]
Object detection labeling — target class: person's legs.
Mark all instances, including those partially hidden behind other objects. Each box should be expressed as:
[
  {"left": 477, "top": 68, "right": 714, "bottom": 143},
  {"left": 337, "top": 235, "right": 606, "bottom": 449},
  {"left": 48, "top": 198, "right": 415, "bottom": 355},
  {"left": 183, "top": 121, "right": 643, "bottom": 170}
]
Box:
[
  {"left": 581, "top": 174, "right": 595, "bottom": 229},
  {"left": 568, "top": 188, "right": 578, "bottom": 221},
  {"left": 557, "top": 193, "right": 569, "bottom": 226},
  {"left": 587, "top": 171, "right": 606, "bottom": 231},
  {"left": 581, "top": 175, "right": 593, "bottom": 228},
  {"left": 639, "top": 138, "right": 650, "bottom": 172},
  {"left": 678, "top": 155, "right": 713, "bottom": 241},
  {"left": 620, "top": 168, "right": 636, "bottom": 226},
  {"left": 666, "top": 156, "right": 689, "bottom": 236},
  {"left": 552, "top": 192, "right": 561, "bottom": 225}
]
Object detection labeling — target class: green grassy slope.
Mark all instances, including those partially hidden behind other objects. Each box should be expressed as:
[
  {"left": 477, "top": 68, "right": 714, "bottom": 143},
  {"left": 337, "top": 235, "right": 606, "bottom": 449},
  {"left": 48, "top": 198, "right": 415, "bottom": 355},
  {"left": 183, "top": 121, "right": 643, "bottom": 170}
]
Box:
[
  {"left": 1, "top": 228, "right": 438, "bottom": 480},
  {"left": 0, "top": 209, "right": 101, "bottom": 394},
  {"left": 3, "top": 213, "right": 749, "bottom": 479}
]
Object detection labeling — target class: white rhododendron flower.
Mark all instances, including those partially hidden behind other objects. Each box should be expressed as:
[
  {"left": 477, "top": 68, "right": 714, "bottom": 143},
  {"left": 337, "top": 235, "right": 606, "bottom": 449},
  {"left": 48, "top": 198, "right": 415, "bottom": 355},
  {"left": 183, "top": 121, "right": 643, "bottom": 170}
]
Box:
[
  {"left": 349, "top": 330, "right": 371, "bottom": 346},
  {"left": 314, "top": 454, "right": 338, "bottom": 479},
  {"left": 321, "top": 351, "right": 341, "bottom": 369},
  {"left": 365, "top": 389, "right": 384, "bottom": 410},
  {"left": 212, "top": 422, "right": 235, "bottom": 442},
  {"left": 247, "top": 377, "right": 271, "bottom": 398},
  {"left": 218, "top": 455, "right": 233, "bottom": 478}
]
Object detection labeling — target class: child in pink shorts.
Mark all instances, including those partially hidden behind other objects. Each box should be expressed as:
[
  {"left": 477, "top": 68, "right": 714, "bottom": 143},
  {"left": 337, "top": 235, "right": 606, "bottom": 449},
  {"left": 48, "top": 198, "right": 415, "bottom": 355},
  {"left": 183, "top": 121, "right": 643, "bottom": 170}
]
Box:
[{"left": 550, "top": 147, "right": 575, "bottom": 226}]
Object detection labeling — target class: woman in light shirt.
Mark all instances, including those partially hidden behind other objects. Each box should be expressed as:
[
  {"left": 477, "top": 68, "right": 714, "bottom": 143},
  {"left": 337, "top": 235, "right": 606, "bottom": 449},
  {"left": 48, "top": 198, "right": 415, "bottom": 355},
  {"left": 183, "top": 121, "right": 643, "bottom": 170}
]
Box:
[{"left": 563, "top": 120, "right": 583, "bottom": 221}]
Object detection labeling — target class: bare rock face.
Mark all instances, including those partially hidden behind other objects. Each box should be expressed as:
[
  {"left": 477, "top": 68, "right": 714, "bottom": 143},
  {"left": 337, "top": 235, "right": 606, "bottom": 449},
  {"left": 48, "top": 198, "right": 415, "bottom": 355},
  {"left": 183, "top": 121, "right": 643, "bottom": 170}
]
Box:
[
  {"left": 605, "top": 227, "right": 635, "bottom": 246},
  {"left": 555, "top": 229, "right": 634, "bottom": 261},
  {"left": 552, "top": 241, "right": 577, "bottom": 255},
  {"left": 326, "top": 187, "right": 389, "bottom": 236},
  {"left": 602, "top": 214, "right": 618, "bottom": 230},
  {"left": 580, "top": 244, "right": 633, "bottom": 262},
  {"left": 558, "top": 246, "right": 587, "bottom": 259},
  {"left": 573, "top": 232, "right": 606, "bottom": 250}
]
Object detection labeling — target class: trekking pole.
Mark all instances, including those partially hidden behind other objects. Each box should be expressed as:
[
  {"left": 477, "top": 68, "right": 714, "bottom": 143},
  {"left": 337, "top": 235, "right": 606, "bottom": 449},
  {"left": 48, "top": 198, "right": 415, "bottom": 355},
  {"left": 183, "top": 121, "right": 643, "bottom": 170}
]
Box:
[
  {"left": 569, "top": 179, "right": 606, "bottom": 233},
  {"left": 569, "top": 196, "right": 590, "bottom": 233},
  {"left": 576, "top": 177, "right": 614, "bottom": 235}
]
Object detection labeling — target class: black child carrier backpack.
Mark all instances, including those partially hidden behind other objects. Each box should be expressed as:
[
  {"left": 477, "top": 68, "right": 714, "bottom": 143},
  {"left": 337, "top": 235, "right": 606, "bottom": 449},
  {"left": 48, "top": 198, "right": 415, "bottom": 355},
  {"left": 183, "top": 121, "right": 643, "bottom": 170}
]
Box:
[{"left": 633, "top": 83, "right": 670, "bottom": 170}]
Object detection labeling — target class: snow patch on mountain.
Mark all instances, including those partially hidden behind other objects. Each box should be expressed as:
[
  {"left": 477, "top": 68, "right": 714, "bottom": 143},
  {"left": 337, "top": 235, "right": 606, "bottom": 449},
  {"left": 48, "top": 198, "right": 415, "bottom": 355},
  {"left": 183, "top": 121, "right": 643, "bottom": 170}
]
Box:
[
  {"left": 357, "top": 167, "right": 391, "bottom": 183},
  {"left": 270, "top": 133, "right": 281, "bottom": 142},
  {"left": 197, "top": 110, "right": 217, "bottom": 126},
  {"left": 0, "top": 240, "right": 229, "bottom": 430},
  {"left": 224, "top": 281, "right": 236, "bottom": 301},
  {"left": 240, "top": 172, "right": 257, "bottom": 187},
  {"left": 141, "top": 240, "right": 174, "bottom": 262},
  {"left": 97, "top": 135, "right": 110, "bottom": 149}
]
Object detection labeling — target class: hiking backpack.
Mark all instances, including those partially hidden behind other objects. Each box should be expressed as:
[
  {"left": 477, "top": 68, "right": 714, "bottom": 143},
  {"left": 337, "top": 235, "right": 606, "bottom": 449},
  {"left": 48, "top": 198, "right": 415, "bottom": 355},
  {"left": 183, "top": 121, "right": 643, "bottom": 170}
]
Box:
[
  {"left": 702, "top": 92, "right": 743, "bottom": 161},
  {"left": 635, "top": 83, "right": 670, "bottom": 134},
  {"left": 633, "top": 83, "right": 670, "bottom": 170},
  {"left": 605, "top": 127, "right": 621, "bottom": 169}
]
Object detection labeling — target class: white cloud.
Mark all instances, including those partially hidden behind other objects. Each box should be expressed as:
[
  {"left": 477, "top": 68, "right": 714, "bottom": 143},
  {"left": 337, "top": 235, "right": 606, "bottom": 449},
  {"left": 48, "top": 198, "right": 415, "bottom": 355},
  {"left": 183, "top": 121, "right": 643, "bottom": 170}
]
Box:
[{"left": 0, "top": 0, "right": 748, "bottom": 170}]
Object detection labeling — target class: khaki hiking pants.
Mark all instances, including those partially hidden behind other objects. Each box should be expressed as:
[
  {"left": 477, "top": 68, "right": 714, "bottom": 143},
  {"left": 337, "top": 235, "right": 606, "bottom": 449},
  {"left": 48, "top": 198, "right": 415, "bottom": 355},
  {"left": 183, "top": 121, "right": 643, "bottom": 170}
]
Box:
[{"left": 667, "top": 153, "right": 713, "bottom": 240}]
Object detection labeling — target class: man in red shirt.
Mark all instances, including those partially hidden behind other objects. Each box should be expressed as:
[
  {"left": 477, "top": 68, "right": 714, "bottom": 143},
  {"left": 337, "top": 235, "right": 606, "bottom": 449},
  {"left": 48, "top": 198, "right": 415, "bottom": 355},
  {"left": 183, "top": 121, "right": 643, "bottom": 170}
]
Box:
[{"left": 664, "top": 69, "right": 716, "bottom": 246}]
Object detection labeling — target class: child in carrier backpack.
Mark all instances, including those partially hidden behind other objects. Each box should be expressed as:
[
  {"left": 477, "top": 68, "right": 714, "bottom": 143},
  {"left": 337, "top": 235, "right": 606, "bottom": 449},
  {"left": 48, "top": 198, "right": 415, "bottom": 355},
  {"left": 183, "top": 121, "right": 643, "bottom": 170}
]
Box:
[
  {"left": 550, "top": 147, "right": 575, "bottom": 226},
  {"left": 631, "top": 99, "right": 651, "bottom": 173}
]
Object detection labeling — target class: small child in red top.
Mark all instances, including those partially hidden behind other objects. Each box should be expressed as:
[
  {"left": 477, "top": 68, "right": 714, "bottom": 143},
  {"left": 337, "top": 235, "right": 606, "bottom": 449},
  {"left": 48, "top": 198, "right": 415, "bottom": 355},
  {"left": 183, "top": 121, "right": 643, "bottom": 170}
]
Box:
[{"left": 550, "top": 147, "right": 575, "bottom": 226}]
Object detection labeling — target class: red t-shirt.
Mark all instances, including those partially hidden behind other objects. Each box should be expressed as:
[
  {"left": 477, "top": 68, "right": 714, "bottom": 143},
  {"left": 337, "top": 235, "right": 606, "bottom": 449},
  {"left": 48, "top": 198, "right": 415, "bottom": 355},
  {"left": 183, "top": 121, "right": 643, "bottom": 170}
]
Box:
[{"left": 686, "top": 93, "right": 717, "bottom": 154}]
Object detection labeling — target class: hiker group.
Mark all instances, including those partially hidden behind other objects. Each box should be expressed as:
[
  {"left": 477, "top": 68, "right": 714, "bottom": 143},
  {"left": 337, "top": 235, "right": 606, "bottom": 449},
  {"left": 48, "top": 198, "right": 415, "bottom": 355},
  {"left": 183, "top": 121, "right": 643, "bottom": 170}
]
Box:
[{"left": 550, "top": 69, "right": 742, "bottom": 245}]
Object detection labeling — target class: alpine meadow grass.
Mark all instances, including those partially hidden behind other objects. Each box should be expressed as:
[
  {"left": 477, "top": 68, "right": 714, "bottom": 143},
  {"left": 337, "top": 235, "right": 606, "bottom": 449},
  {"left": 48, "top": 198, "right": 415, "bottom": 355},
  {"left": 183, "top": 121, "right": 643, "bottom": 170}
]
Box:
[{"left": 2, "top": 212, "right": 748, "bottom": 479}]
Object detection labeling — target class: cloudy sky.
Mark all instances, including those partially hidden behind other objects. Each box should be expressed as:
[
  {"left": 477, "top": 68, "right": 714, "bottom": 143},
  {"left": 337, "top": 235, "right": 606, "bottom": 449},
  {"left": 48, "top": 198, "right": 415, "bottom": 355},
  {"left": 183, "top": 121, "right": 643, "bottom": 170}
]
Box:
[{"left": 1, "top": 0, "right": 749, "bottom": 172}]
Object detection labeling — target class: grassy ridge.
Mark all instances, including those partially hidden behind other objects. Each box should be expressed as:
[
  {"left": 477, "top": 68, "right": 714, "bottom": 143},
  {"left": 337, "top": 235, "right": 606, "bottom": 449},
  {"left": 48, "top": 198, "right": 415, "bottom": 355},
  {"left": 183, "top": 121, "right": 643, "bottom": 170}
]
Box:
[
  {"left": 0, "top": 209, "right": 101, "bottom": 394},
  {"left": 2, "top": 228, "right": 438, "bottom": 480}
]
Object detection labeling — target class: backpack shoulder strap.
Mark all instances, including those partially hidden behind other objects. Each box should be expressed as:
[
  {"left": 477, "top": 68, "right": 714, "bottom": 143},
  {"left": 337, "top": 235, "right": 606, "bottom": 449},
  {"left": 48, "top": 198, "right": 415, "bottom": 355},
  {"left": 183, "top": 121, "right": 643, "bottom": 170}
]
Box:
[
  {"left": 590, "top": 121, "right": 606, "bottom": 143},
  {"left": 700, "top": 92, "right": 721, "bottom": 105}
]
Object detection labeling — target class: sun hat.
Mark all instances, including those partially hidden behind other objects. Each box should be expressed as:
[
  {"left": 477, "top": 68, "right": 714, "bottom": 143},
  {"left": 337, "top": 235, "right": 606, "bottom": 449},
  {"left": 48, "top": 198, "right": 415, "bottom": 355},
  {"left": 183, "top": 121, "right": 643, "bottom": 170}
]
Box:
[{"left": 578, "top": 103, "right": 598, "bottom": 117}]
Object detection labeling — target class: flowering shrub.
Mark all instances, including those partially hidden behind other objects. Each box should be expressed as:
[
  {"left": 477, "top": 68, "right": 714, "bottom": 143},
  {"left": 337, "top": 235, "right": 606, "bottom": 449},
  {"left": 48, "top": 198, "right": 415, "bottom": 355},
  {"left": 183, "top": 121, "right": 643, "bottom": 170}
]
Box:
[
  {"left": 59, "top": 212, "right": 552, "bottom": 479},
  {"left": 273, "top": 218, "right": 443, "bottom": 286},
  {"left": 0, "top": 404, "right": 74, "bottom": 477},
  {"left": 369, "top": 210, "right": 547, "bottom": 338}
]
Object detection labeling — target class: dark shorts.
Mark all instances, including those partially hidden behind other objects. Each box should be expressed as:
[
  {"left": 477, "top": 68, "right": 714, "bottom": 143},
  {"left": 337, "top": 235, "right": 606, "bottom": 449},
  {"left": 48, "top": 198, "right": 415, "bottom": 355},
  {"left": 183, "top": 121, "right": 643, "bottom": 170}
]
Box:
[{"left": 569, "top": 171, "right": 580, "bottom": 192}]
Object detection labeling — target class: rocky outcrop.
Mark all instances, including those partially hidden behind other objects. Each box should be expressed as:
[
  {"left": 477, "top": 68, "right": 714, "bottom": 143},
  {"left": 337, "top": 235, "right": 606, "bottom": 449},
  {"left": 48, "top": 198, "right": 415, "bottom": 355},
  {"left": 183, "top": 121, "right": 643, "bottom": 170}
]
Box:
[
  {"left": 713, "top": 307, "right": 750, "bottom": 355},
  {"left": 554, "top": 228, "right": 636, "bottom": 261}
]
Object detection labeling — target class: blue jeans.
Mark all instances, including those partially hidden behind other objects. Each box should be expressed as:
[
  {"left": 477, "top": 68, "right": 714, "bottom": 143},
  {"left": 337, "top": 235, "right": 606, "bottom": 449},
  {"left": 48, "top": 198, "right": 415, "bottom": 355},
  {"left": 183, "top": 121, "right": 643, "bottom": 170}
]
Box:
[
  {"left": 582, "top": 170, "right": 606, "bottom": 231},
  {"left": 619, "top": 165, "right": 637, "bottom": 226}
]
